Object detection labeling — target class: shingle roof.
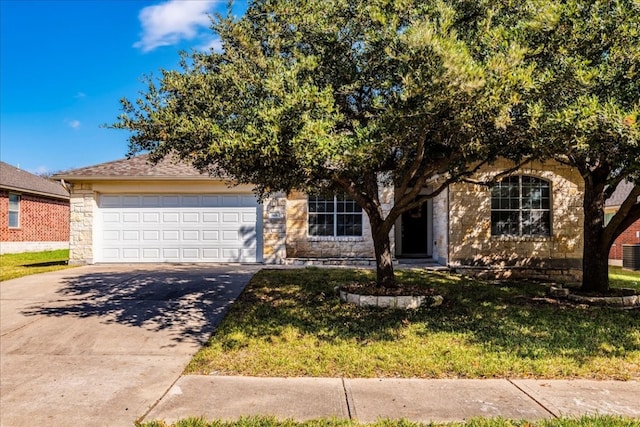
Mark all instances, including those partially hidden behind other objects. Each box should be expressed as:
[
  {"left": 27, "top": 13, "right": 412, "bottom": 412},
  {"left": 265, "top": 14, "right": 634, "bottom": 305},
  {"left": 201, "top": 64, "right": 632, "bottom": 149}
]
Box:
[
  {"left": 53, "top": 154, "right": 210, "bottom": 180},
  {"left": 606, "top": 180, "right": 639, "bottom": 207},
  {"left": 0, "top": 161, "right": 70, "bottom": 199}
]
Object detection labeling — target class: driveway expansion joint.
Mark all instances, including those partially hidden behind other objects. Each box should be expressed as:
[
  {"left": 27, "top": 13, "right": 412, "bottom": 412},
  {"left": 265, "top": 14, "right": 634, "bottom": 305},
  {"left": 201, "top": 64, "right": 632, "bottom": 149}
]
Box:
[
  {"left": 341, "top": 377, "right": 353, "bottom": 419},
  {"left": 507, "top": 379, "right": 558, "bottom": 418}
]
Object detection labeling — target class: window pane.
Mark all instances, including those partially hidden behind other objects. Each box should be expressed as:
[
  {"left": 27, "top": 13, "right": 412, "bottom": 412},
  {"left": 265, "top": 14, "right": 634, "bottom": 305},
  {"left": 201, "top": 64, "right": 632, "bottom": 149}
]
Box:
[
  {"left": 309, "top": 213, "right": 334, "bottom": 236},
  {"left": 523, "top": 211, "right": 550, "bottom": 236},
  {"left": 491, "top": 211, "right": 519, "bottom": 235},
  {"left": 9, "top": 211, "right": 19, "bottom": 228},
  {"left": 337, "top": 213, "right": 362, "bottom": 236},
  {"left": 491, "top": 176, "right": 551, "bottom": 237},
  {"left": 9, "top": 194, "right": 19, "bottom": 209}
]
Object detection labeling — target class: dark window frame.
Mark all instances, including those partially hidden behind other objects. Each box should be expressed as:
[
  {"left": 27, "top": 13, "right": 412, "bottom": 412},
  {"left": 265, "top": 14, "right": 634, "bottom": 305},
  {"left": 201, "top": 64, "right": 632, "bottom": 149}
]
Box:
[
  {"left": 490, "top": 176, "right": 551, "bottom": 237},
  {"left": 308, "top": 194, "right": 363, "bottom": 237}
]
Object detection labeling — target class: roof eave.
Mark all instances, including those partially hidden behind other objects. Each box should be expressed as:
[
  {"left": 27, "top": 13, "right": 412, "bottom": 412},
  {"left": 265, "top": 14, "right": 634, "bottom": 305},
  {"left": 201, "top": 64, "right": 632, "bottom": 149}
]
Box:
[
  {"left": 0, "top": 184, "right": 70, "bottom": 200},
  {"left": 53, "top": 175, "right": 229, "bottom": 182}
]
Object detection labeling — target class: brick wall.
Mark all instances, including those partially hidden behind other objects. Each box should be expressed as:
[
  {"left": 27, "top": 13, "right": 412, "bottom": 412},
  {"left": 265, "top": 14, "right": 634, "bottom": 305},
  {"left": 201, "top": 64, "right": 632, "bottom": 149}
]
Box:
[
  {"left": 609, "top": 218, "right": 640, "bottom": 261},
  {"left": 0, "top": 190, "right": 69, "bottom": 242}
]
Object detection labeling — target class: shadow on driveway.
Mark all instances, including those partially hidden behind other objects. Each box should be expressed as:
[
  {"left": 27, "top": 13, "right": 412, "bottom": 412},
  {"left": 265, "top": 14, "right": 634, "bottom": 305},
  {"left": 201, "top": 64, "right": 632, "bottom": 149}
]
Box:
[{"left": 21, "top": 265, "right": 258, "bottom": 346}]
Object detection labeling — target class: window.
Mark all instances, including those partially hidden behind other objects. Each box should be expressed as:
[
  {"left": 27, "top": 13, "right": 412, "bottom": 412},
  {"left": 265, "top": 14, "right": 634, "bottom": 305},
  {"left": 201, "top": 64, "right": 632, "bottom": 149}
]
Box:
[
  {"left": 491, "top": 176, "right": 550, "bottom": 236},
  {"left": 8, "top": 193, "right": 20, "bottom": 228},
  {"left": 308, "top": 194, "right": 363, "bottom": 237}
]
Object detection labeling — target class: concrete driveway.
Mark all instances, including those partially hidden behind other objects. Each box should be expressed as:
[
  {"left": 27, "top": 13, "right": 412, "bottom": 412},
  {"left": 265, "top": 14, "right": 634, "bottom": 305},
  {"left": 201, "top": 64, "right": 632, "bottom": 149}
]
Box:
[{"left": 0, "top": 264, "right": 259, "bottom": 427}]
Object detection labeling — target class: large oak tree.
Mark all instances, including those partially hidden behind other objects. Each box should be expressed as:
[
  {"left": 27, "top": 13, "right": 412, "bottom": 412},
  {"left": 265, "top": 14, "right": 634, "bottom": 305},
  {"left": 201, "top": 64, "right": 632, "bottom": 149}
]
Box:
[
  {"left": 512, "top": 0, "right": 640, "bottom": 292},
  {"left": 113, "top": 0, "right": 546, "bottom": 288}
]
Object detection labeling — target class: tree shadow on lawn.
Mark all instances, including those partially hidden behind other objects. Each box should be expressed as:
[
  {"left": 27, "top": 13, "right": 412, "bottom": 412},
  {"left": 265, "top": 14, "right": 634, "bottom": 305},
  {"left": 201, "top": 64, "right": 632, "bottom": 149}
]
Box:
[
  {"left": 22, "top": 266, "right": 255, "bottom": 345},
  {"left": 230, "top": 269, "right": 640, "bottom": 366}
]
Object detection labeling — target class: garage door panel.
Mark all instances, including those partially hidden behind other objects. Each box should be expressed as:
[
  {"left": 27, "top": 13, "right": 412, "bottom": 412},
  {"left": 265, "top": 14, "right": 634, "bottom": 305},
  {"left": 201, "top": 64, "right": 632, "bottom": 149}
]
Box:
[
  {"left": 163, "top": 212, "right": 180, "bottom": 223},
  {"left": 123, "top": 230, "right": 140, "bottom": 241},
  {"left": 143, "top": 212, "right": 160, "bottom": 223},
  {"left": 163, "top": 248, "right": 180, "bottom": 259},
  {"left": 98, "top": 194, "right": 261, "bottom": 263},
  {"left": 202, "top": 212, "right": 219, "bottom": 222},
  {"left": 103, "top": 212, "right": 120, "bottom": 222},
  {"left": 202, "top": 230, "right": 219, "bottom": 241},
  {"left": 162, "top": 230, "right": 180, "bottom": 241},
  {"left": 182, "top": 212, "right": 199, "bottom": 222},
  {"left": 122, "top": 248, "right": 140, "bottom": 259},
  {"left": 142, "top": 230, "right": 159, "bottom": 241},
  {"left": 182, "top": 230, "right": 199, "bottom": 241},
  {"left": 202, "top": 248, "right": 219, "bottom": 259}
]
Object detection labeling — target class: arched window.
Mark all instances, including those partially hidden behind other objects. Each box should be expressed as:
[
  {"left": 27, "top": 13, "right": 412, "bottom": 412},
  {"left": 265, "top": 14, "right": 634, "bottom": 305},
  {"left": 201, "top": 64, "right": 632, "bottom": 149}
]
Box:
[{"left": 491, "top": 176, "right": 551, "bottom": 236}]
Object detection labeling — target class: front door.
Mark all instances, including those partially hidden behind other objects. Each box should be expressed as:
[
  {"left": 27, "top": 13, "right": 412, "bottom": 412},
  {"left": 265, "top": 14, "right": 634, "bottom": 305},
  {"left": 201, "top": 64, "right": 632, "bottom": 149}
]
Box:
[{"left": 400, "top": 202, "right": 431, "bottom": 257}]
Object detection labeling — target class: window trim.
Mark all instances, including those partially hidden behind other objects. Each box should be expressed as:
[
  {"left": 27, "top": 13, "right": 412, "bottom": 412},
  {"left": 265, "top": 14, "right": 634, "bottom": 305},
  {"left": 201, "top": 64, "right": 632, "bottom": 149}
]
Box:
[
  {"left": 8, "top": 193, "right": 20, "bottom": 228},
  {"left": 307, "top": 194, "right": 363, "bottom": 238},
  {"left": 490, "top": 175, "right": 551, "bottom": 237}
]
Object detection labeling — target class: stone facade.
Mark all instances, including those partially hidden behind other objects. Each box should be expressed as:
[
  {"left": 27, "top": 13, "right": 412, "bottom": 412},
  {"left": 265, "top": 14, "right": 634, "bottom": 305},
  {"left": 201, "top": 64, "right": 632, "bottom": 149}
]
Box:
[
  {"left": 262, "top": 193, "right": 287, "bottom": 264},
  {"left": 284, "top": 185, "right": 394, "bottom": 260},
  {"left": 68, "top": 183, "right": 97, "bottom": 264},
  {"left": 0, "top": 190, "right": 69, "bottom": 254},
  {"left": 62, "top": 158, "right": 587, "bottom": 281},
  {"left": 446, "top": 159, "right": 584, "bottom": 282}
]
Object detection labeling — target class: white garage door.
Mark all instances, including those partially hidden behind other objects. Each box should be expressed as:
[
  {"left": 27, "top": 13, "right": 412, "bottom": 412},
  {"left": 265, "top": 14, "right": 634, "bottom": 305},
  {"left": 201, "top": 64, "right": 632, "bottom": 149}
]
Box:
[{"left": 96, "top": 194, "right": 262, "bottom": 263}]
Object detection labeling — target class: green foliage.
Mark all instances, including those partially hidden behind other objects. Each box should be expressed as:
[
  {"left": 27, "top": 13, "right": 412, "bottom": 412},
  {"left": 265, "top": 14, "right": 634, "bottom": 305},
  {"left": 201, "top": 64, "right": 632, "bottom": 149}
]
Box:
[
  {"left": 114, "top": 0, "right": 537, "bottom": 199},
  {"left": 186, "top": 268, "right": 640, "bottom": 379}
]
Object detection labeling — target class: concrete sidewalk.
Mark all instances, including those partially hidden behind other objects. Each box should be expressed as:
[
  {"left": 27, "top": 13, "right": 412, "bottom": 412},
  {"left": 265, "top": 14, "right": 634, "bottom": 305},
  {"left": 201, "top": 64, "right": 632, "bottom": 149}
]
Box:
[{"left": 145, "top": 376, "right": 640, "bottom": 424}]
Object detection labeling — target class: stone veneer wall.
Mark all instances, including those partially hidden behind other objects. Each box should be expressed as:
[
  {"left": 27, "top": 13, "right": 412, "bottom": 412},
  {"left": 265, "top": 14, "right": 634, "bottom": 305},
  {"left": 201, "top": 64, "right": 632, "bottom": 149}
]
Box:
[
  {"left": 448, "top": 159, "right": 584, "bottom": 282},
  {"left": 285, "top": 186, "right": 394, "bottom": 259},
  {"left": 262, "top": 193, "right": 287, "bottom": 263},
  {"left": 68, "top": 183, "right": 97, "bottom": 264},
  {"left": 432, "top": 189, "right": 449, "bottom": 265}
]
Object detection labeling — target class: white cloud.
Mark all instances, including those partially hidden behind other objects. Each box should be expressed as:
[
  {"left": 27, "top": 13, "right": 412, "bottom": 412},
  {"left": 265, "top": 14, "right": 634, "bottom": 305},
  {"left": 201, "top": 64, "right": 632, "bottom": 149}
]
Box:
[
  {"left": 67, "top": 120, "right": 81, "bottom": 129},
  {"left": 134, "top": 0, "right": 219, "bottom": 52},
  {"left": 74, "top": 92, "right": 86, "bottom": 98}
]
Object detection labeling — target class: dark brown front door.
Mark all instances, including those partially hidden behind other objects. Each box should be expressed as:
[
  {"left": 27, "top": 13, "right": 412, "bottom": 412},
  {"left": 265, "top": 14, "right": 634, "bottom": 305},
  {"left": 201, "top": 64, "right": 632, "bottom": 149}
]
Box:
[{"left": 401, "top": 203, "right": 430, "bottom": 256}]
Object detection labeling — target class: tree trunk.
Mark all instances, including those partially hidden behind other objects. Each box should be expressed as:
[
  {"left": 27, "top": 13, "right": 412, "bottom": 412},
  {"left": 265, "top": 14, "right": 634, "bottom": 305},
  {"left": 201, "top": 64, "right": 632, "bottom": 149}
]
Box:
[
  {"left": 371, "top": 224, "right": 396, "bottom": 288},
  {"left": 581, "top": 178, "right": 610, "bottom": 293}
]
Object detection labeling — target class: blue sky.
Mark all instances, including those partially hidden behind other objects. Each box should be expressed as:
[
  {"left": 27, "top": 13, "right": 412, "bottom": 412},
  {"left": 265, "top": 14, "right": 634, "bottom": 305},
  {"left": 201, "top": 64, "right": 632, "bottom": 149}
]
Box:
[{"left": 1, "top": 0, "right": 246, "bottom": 175}]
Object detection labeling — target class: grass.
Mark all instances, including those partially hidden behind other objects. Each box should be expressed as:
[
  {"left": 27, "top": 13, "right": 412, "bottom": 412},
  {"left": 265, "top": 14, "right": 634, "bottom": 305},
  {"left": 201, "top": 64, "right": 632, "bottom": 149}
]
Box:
[
  {"left": 0, "top": 249, "right": 74, "bottom": 281},
  {"left": 609, "top": 267, "right": 640, "bottom": 290},
  {"left": 186, "top": 267, "right": 640, "bottom": 380},
  {"left": 139, "top": 415, "right": 640, "bottom": 427}
]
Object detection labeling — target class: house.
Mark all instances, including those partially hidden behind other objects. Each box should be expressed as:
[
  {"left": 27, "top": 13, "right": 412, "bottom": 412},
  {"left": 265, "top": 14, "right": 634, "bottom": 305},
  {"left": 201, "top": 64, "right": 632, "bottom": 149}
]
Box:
[
  {"left": 606, "top": 181, "right": 640, "bottom": 266},
  {"left": 54, "top": 155, "right": 584, "bottom": 282},
  {"left": 0, "top": 161, "right": 70, "bottom": 254}
]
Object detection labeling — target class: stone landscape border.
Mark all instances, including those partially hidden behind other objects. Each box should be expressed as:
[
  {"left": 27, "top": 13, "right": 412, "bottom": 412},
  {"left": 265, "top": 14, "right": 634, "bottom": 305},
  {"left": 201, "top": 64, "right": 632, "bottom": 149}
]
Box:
[
  {"left": 338, "top": 289, "right": 444, "bottom": 309},
  {"left": 549, "top": 286, "right": 640, "bottom": 308}
]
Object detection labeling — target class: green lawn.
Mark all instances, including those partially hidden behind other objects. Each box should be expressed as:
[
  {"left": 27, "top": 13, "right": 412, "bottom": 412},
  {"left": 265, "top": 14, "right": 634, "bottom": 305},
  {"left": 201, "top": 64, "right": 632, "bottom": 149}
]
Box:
[
  {"left": 140, "top": 415, "right": 640, "bottom": 427},
  {"left": 0, "top": 249, "right": 74, "bottom": 282},
  {"left": 186, "top": 267, "right": 640, "bottom": 380},
  {"left": 609, "top": 267, "right": 640, "bottom": 290}
]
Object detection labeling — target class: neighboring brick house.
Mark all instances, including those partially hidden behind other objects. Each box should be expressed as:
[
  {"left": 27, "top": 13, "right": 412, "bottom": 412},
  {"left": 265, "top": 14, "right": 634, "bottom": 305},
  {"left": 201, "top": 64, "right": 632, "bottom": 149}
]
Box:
[
  {"left": 55, "top": 155, "right": 584, "bottom": 282},
  {"left": 606, "top": 181, "right": 640, "bottom": 266},
  {"left": 1, "top": 161, "right": 70, "bottom": 254}
]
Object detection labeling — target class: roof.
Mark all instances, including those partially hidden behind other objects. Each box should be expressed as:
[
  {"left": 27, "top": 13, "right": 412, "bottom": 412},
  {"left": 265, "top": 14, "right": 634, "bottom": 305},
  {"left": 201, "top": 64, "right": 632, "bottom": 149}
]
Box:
[
  {"left": 0, "top": 161, "right": 69, "bottom": 200},
  {"left": 606, "top": 180, "right": 639, "bottom": 207},
  {"left": 53, "top": 154, "right": 213, "bottom": 181}
]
